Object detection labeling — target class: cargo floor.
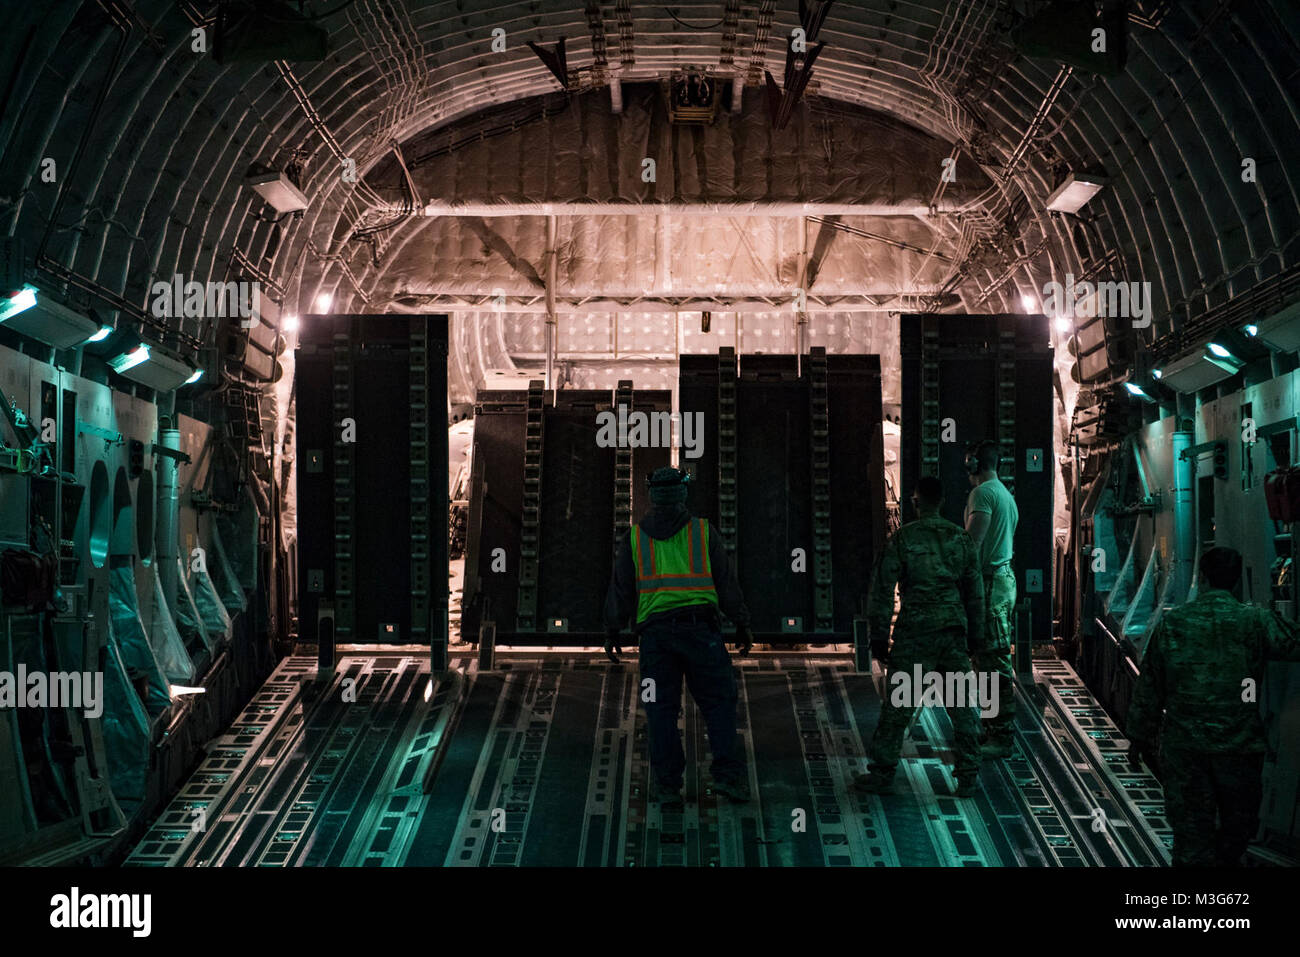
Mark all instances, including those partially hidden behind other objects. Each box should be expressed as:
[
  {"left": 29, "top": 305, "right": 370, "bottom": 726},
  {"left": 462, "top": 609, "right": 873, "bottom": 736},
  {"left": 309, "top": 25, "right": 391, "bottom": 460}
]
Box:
[{"left": 126, "top": 653, "right": 1172, "bottom": 867}]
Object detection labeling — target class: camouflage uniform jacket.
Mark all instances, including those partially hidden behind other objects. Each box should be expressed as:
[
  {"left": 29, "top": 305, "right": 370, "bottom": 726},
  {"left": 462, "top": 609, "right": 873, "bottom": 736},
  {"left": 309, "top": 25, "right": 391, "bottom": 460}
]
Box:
[
  {"left": 867, "top": 514, "right": 985, "bottom": 647},
  {"left": 1127, "top": 589, "right": 1300, "bottom": 753}
]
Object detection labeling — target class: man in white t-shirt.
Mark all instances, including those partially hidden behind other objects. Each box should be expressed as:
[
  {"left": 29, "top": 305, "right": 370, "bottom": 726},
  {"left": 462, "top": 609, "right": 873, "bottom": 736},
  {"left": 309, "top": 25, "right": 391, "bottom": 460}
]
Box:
[{"left": 963, "top": 439, "right": 1020, "bottom": 758}]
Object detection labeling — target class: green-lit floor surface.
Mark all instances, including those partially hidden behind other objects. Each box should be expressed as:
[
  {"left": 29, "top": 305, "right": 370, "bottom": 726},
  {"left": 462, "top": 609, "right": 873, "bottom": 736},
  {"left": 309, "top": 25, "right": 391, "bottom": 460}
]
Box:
[{"left": 126, "top": 654, "right": 1172, "bottom": 867}]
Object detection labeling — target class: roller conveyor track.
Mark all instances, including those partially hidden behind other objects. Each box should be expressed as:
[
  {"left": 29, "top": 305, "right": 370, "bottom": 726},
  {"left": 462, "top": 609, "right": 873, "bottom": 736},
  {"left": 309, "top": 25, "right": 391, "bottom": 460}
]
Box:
[{"left": 127, "top": 654, "right": 1172, "bottom": 867}]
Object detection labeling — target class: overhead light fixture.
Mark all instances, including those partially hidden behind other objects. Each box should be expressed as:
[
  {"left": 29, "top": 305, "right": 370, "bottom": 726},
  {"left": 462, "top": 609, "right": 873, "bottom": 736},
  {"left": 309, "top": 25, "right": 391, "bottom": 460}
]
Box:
[
  {"left": 283, "top": 313, "right": 300, "bottom": 332},
  {"left": 184, "top": 369, "right": 204, "bottom": 385},
  {"left": 1013, "top": 2, "right": 1127, "bottom": 76},
  {"left": 0, "top": 286, "right": 102, "bottom": 348},
  {"left": 315, "top": 293, "right": 333, "bottom": 312},
  {"left": 244, "top": 169, "right": 309, "bottom": 213},
  {"left": 1045, "top": 172, "right": 1109, "bottom": 214},
  {"left": 1, "top": 284, "right": 38, "bottom": 321},
  {"left": 1205, "top": 341, "right": 1245, "bottom": 373},
  {"left": 1021, "top": 294, "right": 1037, "bottom": 312},
  {"left": 108, "top": 341, "right": 198, "bottom": 392},
  {"left": 1152, "top": 368, "right": 1162, "bottom": 379},
  {"left": 85, "top": 324, "right": 114, "bottom": 343},
  {"left": 213, "top": 0, "right": 329, "bottom": 63},
  {"left": 1244, "top": 323, "right": 1259, "bottom": 337},
  {"left": 1054, "top": 314, "right": 1072, "bottom": 334},
  {"left": 1158, "top": 346, "right": 1238, "bottom": 394},
  {"left": 109, "top": 344, "right": 150, "bottom": 373},
  {"left": 1124, "top": 382, "right": 1156, "bottom": 403},
  {"left": 1252, "top": 300, "right": 1300, "bottom": 352}
]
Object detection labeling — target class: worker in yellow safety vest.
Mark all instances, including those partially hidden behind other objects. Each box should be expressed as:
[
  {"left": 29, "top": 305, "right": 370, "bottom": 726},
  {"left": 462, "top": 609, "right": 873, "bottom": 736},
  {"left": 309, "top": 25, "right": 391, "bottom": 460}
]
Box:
[{"left": 605, "top": 466, "right": 755, "bottom": 808}]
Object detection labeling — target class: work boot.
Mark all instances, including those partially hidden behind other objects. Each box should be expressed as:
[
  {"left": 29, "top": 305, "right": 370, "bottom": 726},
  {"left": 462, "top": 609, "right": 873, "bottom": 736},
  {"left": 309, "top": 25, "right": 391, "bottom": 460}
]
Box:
[
  {"left": 650, "top": 780, "right": 684, "bottom": 810},
  {"left": 854, "top": 771, "right": 895, "bottom": 795},
  {"left": 711, "top": 776, "right": 751, "bottom": 803},
  {"left": 980, "top": 736, "right": 1014, "bottom": 759},
  {"left": 953, "top": 776, "right": 978, "bottom": 798}
]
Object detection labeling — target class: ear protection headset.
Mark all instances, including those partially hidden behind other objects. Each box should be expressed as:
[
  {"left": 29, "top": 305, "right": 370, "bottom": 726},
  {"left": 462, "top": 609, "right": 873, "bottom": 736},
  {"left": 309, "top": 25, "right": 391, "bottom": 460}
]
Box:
[{"left": 967, "top": 440, "right": 997, "bottom": 476}]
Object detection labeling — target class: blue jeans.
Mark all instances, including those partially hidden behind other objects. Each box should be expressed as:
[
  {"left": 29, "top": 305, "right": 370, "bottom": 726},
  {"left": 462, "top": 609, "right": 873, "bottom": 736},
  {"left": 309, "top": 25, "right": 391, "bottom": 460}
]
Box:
[{"left": 639, "top": 615, "right": 743, "bottom": 788}]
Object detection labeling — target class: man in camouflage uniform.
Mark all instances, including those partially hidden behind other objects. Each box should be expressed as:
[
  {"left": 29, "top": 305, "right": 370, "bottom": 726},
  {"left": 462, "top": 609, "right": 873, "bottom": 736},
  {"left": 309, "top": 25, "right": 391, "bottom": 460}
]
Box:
[
  {"left": 856, "top": 477, "right": 986, "bottom": 797},
  {"left": 964, "top": 439, "right": 1020, "bottom": 758},
  {"left": 1127, "top": 546, "right": 1300, "bottom": 866}
]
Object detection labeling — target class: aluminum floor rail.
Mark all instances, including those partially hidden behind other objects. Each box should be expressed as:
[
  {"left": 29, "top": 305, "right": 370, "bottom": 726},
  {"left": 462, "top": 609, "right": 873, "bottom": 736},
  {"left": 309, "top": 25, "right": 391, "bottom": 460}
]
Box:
[{"left": 126, "top": 653, "right": 1172, "bottom": 867}]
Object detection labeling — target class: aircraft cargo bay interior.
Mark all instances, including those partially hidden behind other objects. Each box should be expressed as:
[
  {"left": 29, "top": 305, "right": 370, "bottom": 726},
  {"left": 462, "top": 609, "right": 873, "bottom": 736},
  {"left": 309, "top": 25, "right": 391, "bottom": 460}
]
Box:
[{"left": 1, "top": 2, "right": 1299, "bottom": 918}]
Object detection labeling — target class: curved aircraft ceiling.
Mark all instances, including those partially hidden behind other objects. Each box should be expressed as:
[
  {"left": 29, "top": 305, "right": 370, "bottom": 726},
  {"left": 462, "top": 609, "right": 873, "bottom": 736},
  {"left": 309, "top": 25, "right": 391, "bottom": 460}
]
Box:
[{"left": 2, "top": 1, "right": 1297, "bottom": 397}]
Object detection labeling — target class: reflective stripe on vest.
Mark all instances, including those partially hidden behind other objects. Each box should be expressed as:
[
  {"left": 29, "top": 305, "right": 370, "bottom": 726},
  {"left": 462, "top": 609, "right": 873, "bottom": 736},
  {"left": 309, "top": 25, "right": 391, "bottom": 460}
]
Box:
[{"left": 631, "top": 518, "right": 720, "bottom": 623}]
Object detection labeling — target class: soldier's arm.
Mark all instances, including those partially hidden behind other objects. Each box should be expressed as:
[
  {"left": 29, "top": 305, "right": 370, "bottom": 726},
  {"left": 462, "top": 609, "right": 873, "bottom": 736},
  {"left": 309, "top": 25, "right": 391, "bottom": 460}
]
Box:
[
  {"left": 603, "top": 530, "right": 637, "bottom": 632},
  {"left": 1125, "top": 624, "right": 1167, "bottom": 744},
  {"left": 958, "top": 533, "right": 985, "bottom": 648},
  {"left": 866, "top": 531, "right": 902, "bottom": 640},
  {"left": 965, "top": 485, "right": 992, "bottom": 551},
  {"left": 1259, "top": 607, "right": 1300, "bottom": 661}
]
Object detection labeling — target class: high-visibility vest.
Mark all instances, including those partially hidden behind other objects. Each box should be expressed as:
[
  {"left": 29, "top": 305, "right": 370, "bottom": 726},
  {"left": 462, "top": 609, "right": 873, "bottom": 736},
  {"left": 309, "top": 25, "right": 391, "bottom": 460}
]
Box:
[{"left": 631, "top": 518, "right": 720, "bottom": 623}]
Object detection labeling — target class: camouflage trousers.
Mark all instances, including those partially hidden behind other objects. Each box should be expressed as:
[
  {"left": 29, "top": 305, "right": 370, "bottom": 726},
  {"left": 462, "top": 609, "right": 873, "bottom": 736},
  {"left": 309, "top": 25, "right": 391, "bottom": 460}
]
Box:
[
  {"left": 973, "top": 565, "right": 1017, "bottom": 743},
  {"left": 869, "top": 627, "right": 982, "bottom": 782},
  {"left": 1161, "top": 745, "right": 1264, "bottom": 866}
]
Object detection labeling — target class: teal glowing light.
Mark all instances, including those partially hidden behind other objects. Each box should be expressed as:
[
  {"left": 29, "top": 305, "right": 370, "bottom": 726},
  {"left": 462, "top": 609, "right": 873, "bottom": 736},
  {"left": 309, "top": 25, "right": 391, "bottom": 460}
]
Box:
[
  {"left": 0, "top": 285, "right": 38, "bottom": 321},
  {"left": 1125, "top": 382, "right": 1157, "bottom": 404},
  {"left": 109, "top": 344, "right": 150, "bottom": 373}
]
